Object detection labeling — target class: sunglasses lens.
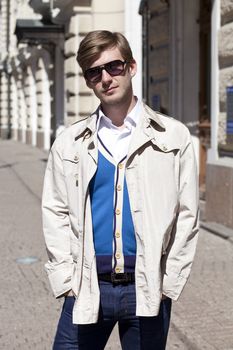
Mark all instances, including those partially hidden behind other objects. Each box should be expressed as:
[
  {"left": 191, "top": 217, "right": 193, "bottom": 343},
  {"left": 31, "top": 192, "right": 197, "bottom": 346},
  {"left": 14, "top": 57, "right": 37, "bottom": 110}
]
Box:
[
  {"left": 105, "top": 60, "right": 125, "bottom": 76},
  {"left": 84, "top": 60, "right": 126, "bottom": 83},
  {"left": 85, "top": 68, "right": 101, "bottom": 83}
]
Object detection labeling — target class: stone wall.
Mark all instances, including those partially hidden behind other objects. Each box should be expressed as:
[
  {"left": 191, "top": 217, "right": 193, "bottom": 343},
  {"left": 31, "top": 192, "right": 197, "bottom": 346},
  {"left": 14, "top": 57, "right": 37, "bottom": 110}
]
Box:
[
  {"left": 219, "top": 0, "right": 233, "bottom": 146},
  {"left": 206, "top": 0, "right": 233, "bottom": 229},
  {"left": 206, "top": 162, "right": 233, "bottom": 228}
]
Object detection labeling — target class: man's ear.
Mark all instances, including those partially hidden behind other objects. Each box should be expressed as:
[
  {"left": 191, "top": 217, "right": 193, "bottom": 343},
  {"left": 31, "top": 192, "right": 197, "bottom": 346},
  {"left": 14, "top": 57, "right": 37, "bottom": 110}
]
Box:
[{"left": 129, "top": 59, "right": 137, "bottom": 78}]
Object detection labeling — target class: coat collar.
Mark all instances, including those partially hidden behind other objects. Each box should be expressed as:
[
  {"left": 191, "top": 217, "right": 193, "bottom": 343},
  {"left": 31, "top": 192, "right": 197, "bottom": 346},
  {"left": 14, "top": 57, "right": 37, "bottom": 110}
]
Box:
[
  {"left": 142, "top": 103, "right": 166, "bottom": 131},
  {"left": 127, "top": 103, "right": 179, "bottom": 157},
  {"left": 73, "top": 103, "right": 166, "bottom": 142},
  {"left": 73, "top": 110, "right": 98, "bottom": 142}
]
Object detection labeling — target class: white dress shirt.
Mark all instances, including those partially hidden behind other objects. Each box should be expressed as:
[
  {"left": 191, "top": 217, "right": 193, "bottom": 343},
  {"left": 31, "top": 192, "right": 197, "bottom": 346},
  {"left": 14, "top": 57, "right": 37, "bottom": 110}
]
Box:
[{"left": 97, "top": 98, "right": 142, "bottom": 162}]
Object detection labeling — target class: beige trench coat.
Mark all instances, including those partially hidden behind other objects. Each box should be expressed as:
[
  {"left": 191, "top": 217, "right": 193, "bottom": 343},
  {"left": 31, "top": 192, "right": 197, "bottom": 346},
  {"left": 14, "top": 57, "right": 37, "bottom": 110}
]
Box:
[{"left": 42, "top": 104, "right": 199, "bottom": 324}]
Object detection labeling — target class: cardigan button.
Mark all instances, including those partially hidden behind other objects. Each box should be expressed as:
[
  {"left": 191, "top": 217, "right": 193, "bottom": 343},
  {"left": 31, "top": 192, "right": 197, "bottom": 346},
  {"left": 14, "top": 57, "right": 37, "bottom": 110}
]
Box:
[
  {"left": 115, "top": 267, "right": 122, "bottom": 273},
  {"left": 116, "top": 185, "right": 122, "bottom": 191},
  {"left": 115, "top": 252, "right": 121, "bottom": 259}
]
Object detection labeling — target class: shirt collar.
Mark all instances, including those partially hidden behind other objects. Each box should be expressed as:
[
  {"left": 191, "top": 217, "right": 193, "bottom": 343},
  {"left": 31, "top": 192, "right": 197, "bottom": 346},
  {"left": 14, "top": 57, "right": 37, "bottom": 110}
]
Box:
[{"left": 97, "top": 97, "right": 142, "bottom": 132}]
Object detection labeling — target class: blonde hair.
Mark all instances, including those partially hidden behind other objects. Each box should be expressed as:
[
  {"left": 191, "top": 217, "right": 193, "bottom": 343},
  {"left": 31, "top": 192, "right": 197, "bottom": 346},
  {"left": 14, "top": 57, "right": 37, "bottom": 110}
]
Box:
[{"left": 77, "top": 30, "right": 133, "bottom": 71}]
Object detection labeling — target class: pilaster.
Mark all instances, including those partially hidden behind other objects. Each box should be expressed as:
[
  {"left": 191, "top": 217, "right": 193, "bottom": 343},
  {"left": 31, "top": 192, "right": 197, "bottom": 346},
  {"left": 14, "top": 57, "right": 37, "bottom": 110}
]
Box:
[
  {"left": 0, "top": 72, "right": 9, "bottom": 139},
  {"left": 36, "top": 54, "right": 52, "bottom": 150},
  {"left": 17, "top": 70, "right": 27, "bottom": 143},
  {"left": 24, "top": 65, "right": 37, "bottom": 146},
  {"left": 10, "top": 74, "right": 19, "bottom": 140}
]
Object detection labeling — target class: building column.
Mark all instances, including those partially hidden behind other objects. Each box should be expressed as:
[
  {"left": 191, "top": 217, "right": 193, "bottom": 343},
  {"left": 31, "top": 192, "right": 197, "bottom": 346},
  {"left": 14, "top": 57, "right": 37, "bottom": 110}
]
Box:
[
  {"left": 124, "top": 0, "right": 142, "bottom": 99},
  {"left": 24, "top": 65, "right": 37, "bottom": 146},
  {"left": 17, "top": 70, "right": 27, "bottom": 143},
  {"left": 53, "top": 38, "right": 65, "bottom": 139},
  {"left": 10, "top": 73, "right": 19, "bottom": 140},
  {"left": 0, "top": 71, "right": 10, "bottom": 139},
  {"left": 36, "top": 56, "right": 52, "bottom": 150}
]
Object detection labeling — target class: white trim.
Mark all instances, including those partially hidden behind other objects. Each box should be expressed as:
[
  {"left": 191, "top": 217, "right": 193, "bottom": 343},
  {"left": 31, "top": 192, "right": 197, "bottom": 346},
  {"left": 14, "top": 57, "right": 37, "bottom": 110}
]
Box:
[
  {"left": 208, "top": 0, "right": 220, "bottom": 163},
  {"left": 124, "top": 0, "right": 142, "bottom": 99}
]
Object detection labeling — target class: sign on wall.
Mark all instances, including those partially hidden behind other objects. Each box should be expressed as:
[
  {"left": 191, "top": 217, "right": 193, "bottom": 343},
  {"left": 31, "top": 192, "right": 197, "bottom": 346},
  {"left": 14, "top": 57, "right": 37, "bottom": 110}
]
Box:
[{"left": 227, "top": 86, "right": 233, "bottom": 137}]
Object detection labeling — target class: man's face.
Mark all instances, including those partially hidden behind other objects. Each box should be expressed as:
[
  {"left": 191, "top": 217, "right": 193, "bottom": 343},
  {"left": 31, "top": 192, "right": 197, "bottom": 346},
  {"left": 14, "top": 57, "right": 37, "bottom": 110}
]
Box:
[{"left": 85, "top": 47, "right": 137, "bottom": 107}]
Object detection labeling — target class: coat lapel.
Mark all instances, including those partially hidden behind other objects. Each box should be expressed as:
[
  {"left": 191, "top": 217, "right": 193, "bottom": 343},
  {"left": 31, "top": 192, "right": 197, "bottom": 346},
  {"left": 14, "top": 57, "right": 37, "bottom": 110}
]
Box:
[{"left": 127, "top": 104, "right": 167, "bottom": 162}]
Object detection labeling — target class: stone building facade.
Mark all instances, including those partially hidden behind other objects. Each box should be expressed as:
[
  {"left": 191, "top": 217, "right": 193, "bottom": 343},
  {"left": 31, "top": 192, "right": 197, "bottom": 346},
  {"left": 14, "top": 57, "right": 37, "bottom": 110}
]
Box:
[
  {"left": 205, "top": 0, "right": 233, "bottom": 229},
  {"left": 139, "top": 0, "right": 233, "bottom": 230},
  {"left": 139, "top": 0, "right": 201, "bottom": 188},
  {"left": 0, "top": 0, "right": 142, "bottom": 149}
]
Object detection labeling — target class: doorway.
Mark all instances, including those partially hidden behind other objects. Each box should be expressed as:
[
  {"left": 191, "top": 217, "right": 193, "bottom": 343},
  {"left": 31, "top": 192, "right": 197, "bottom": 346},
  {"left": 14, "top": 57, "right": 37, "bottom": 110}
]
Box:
[{"left": 199, "top": 0, "right": 211, "bottom": 198}]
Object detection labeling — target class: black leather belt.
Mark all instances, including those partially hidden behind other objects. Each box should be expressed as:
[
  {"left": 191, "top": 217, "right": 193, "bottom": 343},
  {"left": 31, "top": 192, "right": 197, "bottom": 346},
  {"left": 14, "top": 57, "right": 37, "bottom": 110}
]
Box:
[{"left": 98, "top": 272, "right": 135, "bottom": 284}]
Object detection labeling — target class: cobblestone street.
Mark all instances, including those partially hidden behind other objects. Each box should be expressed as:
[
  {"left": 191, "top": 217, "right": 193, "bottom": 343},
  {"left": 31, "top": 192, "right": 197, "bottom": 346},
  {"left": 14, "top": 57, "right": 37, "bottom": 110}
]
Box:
[{"left": 0, "top": 140, "right": 233, "bottom": 350}]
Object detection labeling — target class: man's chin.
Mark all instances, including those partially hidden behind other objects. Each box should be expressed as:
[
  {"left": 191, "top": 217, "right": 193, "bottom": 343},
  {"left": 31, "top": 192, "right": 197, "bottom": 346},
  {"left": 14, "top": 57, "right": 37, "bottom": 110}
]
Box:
[{"left": 101, "top": 93, "right": 122, "bottom": 105}]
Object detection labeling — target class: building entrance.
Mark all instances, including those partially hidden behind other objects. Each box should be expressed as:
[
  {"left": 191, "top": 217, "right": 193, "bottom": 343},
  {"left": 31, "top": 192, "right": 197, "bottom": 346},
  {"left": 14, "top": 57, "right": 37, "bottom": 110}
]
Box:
[{"left": 198, "top": 0, "right": 211, "bottom": 197}]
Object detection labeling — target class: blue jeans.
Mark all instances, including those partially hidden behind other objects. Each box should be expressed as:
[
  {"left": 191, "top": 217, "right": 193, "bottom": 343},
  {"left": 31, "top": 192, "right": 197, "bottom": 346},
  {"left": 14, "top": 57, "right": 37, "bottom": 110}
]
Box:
[{"left": 53, "top": 281, "right": 172, "bottom": 350}]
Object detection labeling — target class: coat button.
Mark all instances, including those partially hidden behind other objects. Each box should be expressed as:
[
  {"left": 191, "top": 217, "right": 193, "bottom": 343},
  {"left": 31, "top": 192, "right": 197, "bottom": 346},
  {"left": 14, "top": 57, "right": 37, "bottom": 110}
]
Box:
[
  {"left": 115, "top": 209, "right": 121, "bottom": 215},
  {"left": 115, "top": 252, "right": 121, "bottom": 259},
  {"left": 115, "top": 267, "right": 121, "bottom": 273},
  {"left": 74, "top": 155, "right": 79, "bottom": 162},
  {"left": 162, "top": 145, "right": 167, "bottom": 151},
  {"left": 84, "top": 131, "right": 91, "bottom": 139}
]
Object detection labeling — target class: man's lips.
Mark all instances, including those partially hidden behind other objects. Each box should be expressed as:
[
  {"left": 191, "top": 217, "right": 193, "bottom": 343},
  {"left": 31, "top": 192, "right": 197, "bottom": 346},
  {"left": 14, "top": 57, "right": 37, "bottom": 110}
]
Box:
[{"left": 103, "top": 86, "right": 117, "bottom": 94}]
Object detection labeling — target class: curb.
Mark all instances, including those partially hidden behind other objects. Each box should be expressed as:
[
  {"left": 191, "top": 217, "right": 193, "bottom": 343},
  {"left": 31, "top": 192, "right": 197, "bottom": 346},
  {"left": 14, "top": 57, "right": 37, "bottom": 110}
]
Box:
[{"left": 201, "top": 221, "right": 233, "bottom": 243}]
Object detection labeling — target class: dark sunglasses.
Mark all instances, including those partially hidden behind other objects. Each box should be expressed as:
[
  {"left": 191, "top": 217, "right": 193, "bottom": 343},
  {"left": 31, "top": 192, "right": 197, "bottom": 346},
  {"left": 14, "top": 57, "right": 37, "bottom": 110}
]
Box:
[{"left": 84, "top": 59, "right": 128, "bottom": 83}]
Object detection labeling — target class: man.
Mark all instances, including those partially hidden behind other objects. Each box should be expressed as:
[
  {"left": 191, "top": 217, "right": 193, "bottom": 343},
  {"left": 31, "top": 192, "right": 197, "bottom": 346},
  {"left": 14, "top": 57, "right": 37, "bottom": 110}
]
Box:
[{"left": 42, "top": 30, "right": 199, "bottom": 350}]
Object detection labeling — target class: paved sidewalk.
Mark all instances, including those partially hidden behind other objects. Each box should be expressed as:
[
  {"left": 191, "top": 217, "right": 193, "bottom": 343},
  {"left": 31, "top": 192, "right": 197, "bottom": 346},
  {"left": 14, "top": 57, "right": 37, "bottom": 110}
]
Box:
[{"left": 0, "top": 140, "right": 233, "bottom": 350}]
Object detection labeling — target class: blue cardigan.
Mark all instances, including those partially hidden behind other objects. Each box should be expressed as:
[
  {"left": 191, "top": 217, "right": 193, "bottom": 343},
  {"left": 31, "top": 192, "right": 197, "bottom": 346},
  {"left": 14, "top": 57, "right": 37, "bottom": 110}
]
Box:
[{"left": 89, "top": 151, "right": 136, "bottom": 274}]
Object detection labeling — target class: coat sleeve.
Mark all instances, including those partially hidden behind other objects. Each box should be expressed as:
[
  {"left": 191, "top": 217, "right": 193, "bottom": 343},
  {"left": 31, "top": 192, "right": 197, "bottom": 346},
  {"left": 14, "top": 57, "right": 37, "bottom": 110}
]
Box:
[
  {"left": 162, "top": 127, "right": 199, "bottom": 300},
  {"left": 42, "top": 139, "right": 74, "bottom": 298}
]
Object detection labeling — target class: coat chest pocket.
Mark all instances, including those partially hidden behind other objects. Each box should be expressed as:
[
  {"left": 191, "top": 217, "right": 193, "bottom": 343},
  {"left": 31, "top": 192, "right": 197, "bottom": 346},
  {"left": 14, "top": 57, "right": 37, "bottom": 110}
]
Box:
[{"left": 63, "top": 156, "right": 80, "bottom": 178}]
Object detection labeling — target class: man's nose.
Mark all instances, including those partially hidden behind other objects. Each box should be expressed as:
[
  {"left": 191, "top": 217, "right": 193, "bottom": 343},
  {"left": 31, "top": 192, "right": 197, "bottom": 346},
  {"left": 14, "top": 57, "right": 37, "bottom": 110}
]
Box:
[{"left": 101, "top": 69, "right": 112, "bottom": 83}]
